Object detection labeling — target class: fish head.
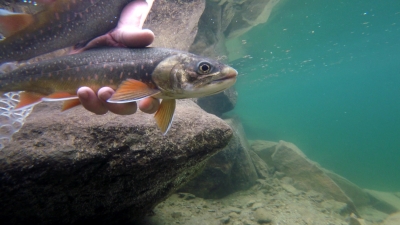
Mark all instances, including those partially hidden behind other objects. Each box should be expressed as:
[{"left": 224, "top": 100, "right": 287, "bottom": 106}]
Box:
[{"left": 152, "top": 53, "right": 237, "bottom": 99}]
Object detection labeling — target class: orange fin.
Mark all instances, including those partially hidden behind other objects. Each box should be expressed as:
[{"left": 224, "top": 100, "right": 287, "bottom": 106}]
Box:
[
  {"left": 62, "top": 99, "right": 81, "bottom": 111},
  {"left": 42, "top": 92, "right": 78, "bottom": 101},
  {"left": 0, "top": 10, "right": 34, "bottom": 38},
  {"left": 154, "top": 99, "right": 176, "bottom": 135},
  {"left": 108, "top": 79, "right": 160, "bottom": 103},
  {"left": 14, "top": 92, "right": 44, "bottom": 110}
]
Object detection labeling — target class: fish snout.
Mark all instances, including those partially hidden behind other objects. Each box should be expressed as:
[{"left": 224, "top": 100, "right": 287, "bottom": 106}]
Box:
[{"left": 211, "top": 66, "right": 237, "bottom": 84}]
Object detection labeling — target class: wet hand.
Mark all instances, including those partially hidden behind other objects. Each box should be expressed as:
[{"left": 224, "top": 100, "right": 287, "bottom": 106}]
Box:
[
  {"left": 78, "top": 87, "right": 159, "bottom": 115},
  {"left": 77, "top": 0, "right": 157, "bottom": 115}
]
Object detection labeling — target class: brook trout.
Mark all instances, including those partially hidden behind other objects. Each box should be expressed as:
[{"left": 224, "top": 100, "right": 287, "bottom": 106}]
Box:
[
  {"left": 0, "top": 0, "right": 136, "bottom": 63},
  {"left": 0, "top": 47, "right": 237, "bottom": 134}
]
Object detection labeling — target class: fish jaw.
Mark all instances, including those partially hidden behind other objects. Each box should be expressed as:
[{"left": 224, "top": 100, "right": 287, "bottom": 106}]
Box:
[{"left": 151, "top": 54, "right": 238, "bottom": 99}]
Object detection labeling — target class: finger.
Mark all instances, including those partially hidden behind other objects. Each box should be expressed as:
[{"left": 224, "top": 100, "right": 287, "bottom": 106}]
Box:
[
  {"left": 139, "top": 97, "right": 159, "bottom": 114},
  {"left": 112, "top": 0, "right": 155, "bottom": 47},
  {"left": 118, "top": 0, "right": 151, "bottom": 29},
  {"left": 98, "top": 87, "right": 138, "bottom": 115},
  {"left": 118, "top": 29, "right": 154, "bottom": 48},
  {"left": 77, "top": 87, "right": 108, "bottom": 115}
]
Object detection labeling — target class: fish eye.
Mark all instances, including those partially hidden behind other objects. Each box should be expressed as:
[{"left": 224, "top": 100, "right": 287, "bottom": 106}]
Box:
[{"left": 197, "top": 62, "right": 212, "bottom": 74}]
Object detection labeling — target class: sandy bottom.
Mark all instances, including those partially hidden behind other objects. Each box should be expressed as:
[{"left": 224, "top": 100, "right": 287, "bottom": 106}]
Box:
[{"left": 142, "top": 177, "right": 367, "bottom": 225}]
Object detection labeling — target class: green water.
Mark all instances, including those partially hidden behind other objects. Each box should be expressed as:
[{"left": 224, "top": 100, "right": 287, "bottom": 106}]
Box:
[{"left": 230, "top": 0, "right": 400, "bottom": 191}]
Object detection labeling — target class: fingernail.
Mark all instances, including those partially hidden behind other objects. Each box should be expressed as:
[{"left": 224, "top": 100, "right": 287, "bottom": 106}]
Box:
[
  {"left": 99, "top": 90, "right": 113, "bottom": 102},
  {"left": 78, "top": 90, "right": 89, "bottom": 100}
]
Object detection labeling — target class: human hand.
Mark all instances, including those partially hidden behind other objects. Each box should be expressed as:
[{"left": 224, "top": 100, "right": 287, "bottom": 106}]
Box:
[{"left": 77, "top": 0, "right": 158, "bottom": 115}]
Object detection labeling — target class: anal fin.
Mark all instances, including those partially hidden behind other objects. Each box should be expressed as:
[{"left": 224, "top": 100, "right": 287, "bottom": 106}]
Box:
[
  {"left": 154, "top": 99, "right": 176, "bottom": 135},
  {"left": 14, "top": 92, "right": 44, "bottom": 110},
  {"left": 108, "top": 79, "right": 160, "bottom": 103}
]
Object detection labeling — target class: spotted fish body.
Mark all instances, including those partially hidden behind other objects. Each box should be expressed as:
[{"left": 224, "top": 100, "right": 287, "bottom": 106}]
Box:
[
  {"left": 0, "top": 47, "right": 238, "bottom": 134},
  {"left": 0, "top": 0, "right": 132, "bottom": 63}
]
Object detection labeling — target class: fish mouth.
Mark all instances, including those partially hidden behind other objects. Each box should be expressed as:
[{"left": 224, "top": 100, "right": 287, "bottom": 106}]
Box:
[{"left": 211, "top": 67, "right": 238, "bottom": 84}]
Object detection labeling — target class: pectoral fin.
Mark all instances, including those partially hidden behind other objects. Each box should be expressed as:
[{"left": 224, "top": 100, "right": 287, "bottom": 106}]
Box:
[
  {"left": 0, "top": 9, "right": 34, "bottom": 38},
  {"left": 41, "top": 92, "right": 81, "bottom": 111},
  {"left": 16, "top": 92, "right": 80, "bottom": 111},
  {"left": 154, "top": 99, "right": 176, "bottom": 135},
  {"left": 42, "top": 92, "right": 79, "bottom": 101},
  {"left": 14, "top": 92, "right": 44, "bottom": 110},
  {"left": 108, "top": 79, "right": 160, "bottom": 103}
]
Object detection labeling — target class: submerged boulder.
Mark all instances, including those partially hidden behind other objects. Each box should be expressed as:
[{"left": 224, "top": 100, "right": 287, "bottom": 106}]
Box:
[
  {"left": 179, "top": 117, "right": 258, "bottom": 198},
  {"left": 252, "top": 140, "right": 358, "bottom": 215},
  {"left": 0, "top": 100, "right": 232, "bottom": 225},
  {"left": 147, "top": 0, "right": 205, "bottom": 51},
  {"left": 196, "top": 87, "right": 238, "bottom": 117},
  {"left": 364, "top": 189, "right": 400, "bottom": 214}
]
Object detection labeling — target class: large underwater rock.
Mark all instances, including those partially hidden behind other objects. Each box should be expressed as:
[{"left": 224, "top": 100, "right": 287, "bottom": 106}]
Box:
[
  {"left": 190, "top": 0, "right": 283, "bottom": 59},
  {"left": 146, "top": 0, "right": 205, "bottom": 51},
  {"left": 179, "top": 117, "right": 258, "bottom": 198},
  {"left": 364, "top": 189, "right": 400, "bottom": 214},
  {"left": 381, "top": 212, "right": 400, "bottom": 225},
  {"left": 0, "top": 100, "right": 232, "bottom": 225},
  {"left": 251, "top": 140, "right": 359, "bottom": 215},
  {"left": 196, "top": 87, "right": 237, "bottom": 117}
]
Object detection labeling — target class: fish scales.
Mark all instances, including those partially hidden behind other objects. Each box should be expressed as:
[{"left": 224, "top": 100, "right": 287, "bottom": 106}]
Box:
[
  {"left": 0, "top": 0, "right": 132, "bottom": 63},
  {"left": 0, "top": 47, "right": 180, "bottom": 95},
  {"left": 0, "top": 47, "right": 237, "bottom": 134}
]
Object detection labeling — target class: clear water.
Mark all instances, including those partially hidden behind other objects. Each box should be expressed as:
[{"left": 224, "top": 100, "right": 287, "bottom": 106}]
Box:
[{"left": 228, "top": 0, "right": 400, "bottom": 191}]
